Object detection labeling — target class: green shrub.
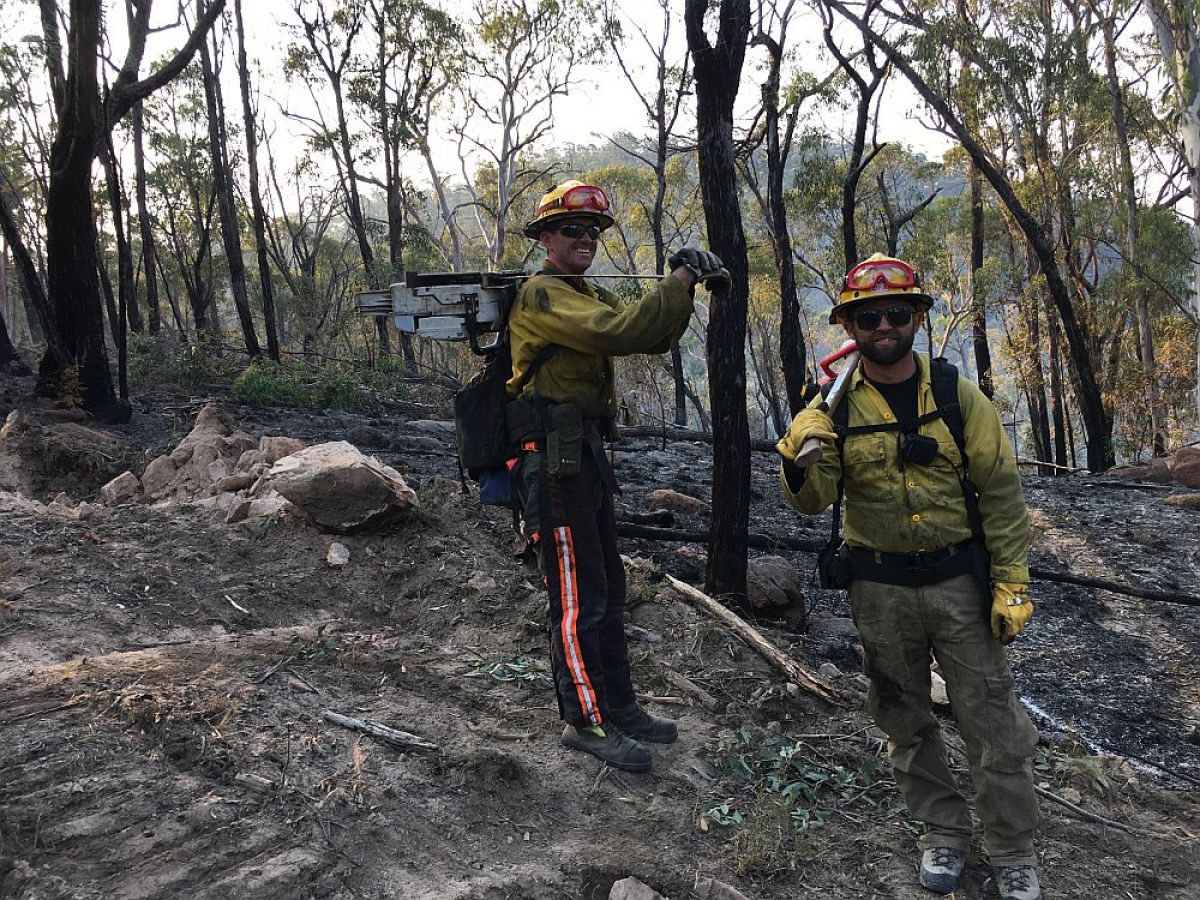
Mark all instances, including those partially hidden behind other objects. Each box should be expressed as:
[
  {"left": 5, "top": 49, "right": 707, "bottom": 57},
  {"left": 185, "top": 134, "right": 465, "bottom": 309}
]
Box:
[{"left": 231, "top": 360, "right": 309, "bottom": 407}]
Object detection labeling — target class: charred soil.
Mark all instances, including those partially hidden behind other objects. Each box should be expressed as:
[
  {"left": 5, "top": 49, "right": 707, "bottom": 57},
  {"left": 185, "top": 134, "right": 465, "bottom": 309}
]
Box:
[{"left": 0, "top": 376, "right": 1197, "bottom": 899}]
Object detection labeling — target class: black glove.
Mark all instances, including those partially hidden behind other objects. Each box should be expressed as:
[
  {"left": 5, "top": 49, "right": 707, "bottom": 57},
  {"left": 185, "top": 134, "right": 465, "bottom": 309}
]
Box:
[{"left": 668, "top": 248, "right": 730, "bottom": 288}]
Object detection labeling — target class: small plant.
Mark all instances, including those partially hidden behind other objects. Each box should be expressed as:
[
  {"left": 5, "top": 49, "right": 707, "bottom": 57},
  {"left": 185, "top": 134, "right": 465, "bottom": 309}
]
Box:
[
  {"left": 465, "top": 654, "right": 553, "bottom": 690},
  {"left": 291, "top": 624, "right": 341, "bottom": 663},
  {"left": 699, "top": 727, "right": 891, "bottom": 834},
  {"left": 232, "top": 359, "right": 308, "bottom": 407}
]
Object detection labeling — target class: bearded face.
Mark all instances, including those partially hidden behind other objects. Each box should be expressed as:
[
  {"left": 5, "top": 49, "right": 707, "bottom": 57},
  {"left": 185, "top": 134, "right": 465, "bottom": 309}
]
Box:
[{"left": 846, "top": 301, "right": 920, "bottom": 366}]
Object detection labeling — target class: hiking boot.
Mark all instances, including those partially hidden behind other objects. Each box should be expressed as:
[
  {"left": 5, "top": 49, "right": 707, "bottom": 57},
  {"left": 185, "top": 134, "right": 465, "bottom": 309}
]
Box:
[
  {"left": 561, "top": 724, "right": 652, "bottom": 773},
  {"left": 918, "top": 847, "right": 967, "bottom": 894},
  {"left": 608, "top": 701, "right": 678, "bottom": 744},
  {"left": 995, "top": 864, "right": 1042, "bottom": 900}
]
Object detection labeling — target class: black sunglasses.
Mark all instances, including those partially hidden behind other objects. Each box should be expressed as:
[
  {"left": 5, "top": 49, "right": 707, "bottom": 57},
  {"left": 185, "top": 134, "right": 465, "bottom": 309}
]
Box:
[
  {"left": 555, "top": 223, "right": 602, "bottom": 239},
  {"left": 853, "top": 305, "right": 915, "bottom": 331}
]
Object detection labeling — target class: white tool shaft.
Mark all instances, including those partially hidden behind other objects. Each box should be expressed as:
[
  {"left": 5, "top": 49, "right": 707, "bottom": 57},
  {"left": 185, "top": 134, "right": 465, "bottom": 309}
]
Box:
[{"left": 794, "top": 350, "right": 860, "bottom": 468}]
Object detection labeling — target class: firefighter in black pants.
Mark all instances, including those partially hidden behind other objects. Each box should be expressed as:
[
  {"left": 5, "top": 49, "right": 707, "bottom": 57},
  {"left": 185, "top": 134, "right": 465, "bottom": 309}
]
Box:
[{"left": 506, "top": 180, "right": 726, "bottom": 772}]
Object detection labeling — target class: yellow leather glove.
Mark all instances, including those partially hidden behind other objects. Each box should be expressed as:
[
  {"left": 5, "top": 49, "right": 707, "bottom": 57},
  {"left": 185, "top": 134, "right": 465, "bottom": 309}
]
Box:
[
  {"left": 991, "top": 582, "right": 1034, "bottom": 644},
  {"left": 776, "top": 408, "right": 837, "bottom": 461}
]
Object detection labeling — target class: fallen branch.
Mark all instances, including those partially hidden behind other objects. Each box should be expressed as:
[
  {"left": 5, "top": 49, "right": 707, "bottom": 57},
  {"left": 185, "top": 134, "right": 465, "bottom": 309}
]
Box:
[
  {"left": 660, "top": 665, "right": 721, "bottom": 711},
  {"left": 1033, "top": 784, "right": 1131, "bottom": 833},
  {"left": 619, "top": 524, "right": 1200, "bottom": 608},
  {"left": 1016, "top": 457, "right": 1089, "bottom": 473},
  {"left": 321, "top": 710, "right": 438, "bottom": 752},
  {"left": 664, "top": 575, "right": 839, "bottom": 705},
  {"left": 615, "top": 508, "right": 676, "bottom": 527}
]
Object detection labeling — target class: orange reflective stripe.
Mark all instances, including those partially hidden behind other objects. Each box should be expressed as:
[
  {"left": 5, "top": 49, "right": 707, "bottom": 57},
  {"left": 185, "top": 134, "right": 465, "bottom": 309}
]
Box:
[
  {"left": 521, "top": 440, "right": 541, "bottom": 451},
  {"left": 553, "top": 525, "right": 599, "bottom": 724}
]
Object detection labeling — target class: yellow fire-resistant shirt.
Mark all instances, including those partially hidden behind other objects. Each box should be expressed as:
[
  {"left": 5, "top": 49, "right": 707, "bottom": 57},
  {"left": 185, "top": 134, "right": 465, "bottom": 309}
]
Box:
[
  {"left": 506, "top": 263, "right": 694, "bottom": 419},
  {"left": 780, "top": 353, "right": 1031, "bottom": 583}
]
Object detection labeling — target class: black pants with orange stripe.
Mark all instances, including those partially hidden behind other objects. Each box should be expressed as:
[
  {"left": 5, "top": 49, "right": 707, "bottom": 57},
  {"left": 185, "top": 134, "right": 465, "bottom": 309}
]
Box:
[{"left": 518, "top": 447, "right": 635, "bottom": 728}]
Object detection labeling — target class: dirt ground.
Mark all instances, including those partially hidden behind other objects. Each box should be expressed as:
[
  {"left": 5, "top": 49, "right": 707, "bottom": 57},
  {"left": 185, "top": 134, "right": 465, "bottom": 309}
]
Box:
[{"left": 1, "top": 376, "right": 1198, "bottom": 899}]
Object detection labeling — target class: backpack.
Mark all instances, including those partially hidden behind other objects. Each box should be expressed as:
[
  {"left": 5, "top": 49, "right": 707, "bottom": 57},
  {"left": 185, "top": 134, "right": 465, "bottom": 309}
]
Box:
[
  {"left": 453, "top": 337, "right": 556, "bottom": 505},
  {"left": 817, "top": 357, "right": 984, "bottom": 587}
]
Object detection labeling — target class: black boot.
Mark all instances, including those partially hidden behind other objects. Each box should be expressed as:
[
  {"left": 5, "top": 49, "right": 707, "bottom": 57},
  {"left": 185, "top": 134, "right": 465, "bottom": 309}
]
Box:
[
  {"left": 608, "top": 702, "right": 678, "bottom": 744},
  {"left": 561, "top": 725, "right": 652, "bottom": 772}
]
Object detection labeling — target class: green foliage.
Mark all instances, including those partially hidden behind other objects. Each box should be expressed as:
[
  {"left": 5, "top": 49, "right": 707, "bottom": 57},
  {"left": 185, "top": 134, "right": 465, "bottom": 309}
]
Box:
[
  {"left": 129, "top": 336, "right": 239, "bottom": 388},
  {"left": 699, "top": 728, "right": 891, "bottom": 834},
  {"left": 466, "top": 654, "right": 553, "bottom": 690},
  {"left": 229, "top": 358, "right": 411, "bottom": 413},
  {"left": 291, "top": 624, "right": 341, "bottom": 663}
]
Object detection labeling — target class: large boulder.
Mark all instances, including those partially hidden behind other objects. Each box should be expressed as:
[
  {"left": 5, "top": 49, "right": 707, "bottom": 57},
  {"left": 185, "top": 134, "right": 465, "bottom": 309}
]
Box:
[{"left": 262, "top": 440, "right": 418, "bottom": 533}]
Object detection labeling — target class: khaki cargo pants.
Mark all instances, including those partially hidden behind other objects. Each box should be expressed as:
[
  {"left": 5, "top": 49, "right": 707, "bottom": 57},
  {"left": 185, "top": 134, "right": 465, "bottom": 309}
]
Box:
[{"left": 850, "top": 573, "right": 1041, "bottom": 866}]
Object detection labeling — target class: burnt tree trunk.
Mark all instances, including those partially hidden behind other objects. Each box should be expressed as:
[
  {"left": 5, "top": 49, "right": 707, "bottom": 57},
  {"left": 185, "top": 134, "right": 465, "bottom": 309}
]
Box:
[
  {"left": 234, "top": 0, "right": 279, "bottom": 360},
  {"left": 132, "top": 101, "right": 161, "bottom": 335},
  {"left": 685, "top": 0, "right": 752, "bottom": 608},
  {"left": 199, "top": 15, "right": 260, "bottom": 358},
  {"left": 969, "top": 163, "right": 994, "bottom": 397},
  {"left": 39, "top": 0, "right": 128, "bottom": 420}
]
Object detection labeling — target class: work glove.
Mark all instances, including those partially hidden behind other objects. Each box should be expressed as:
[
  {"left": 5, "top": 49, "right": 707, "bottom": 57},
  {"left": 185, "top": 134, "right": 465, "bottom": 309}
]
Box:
[
  {"left": 775, "top": 408, "right": 837, "bottom": 461},
  {"left": 991, "top": 582, "right": 1034, "bottom": 644},
  {"left": 668, "top": 247, "right": 730, "bottom": 288}
]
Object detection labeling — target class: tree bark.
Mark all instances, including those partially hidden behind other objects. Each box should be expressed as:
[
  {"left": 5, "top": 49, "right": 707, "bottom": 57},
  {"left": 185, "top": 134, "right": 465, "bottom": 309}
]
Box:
[
  {"left": 968, "top": 164, "right": 994, "bottom": 397},
  {"left": 685, "top": 0, "right": 752, "bottom": 607},
  {"left": 39, "top": 0, "right": 127, "bottom": 420},
  {"left": 199, "top": 13, "right": 260, "bottom": 358},
  {"left": 131, "top": 100, "right": 161, "bottom": 335},
  {"left": 234, "top": 0, "right": 279, "bottom": 360}
]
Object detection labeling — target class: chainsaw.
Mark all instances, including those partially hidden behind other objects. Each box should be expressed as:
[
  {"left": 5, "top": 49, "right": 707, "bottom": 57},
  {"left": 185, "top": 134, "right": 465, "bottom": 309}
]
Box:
[{"left": 355, "top": 270, "right": 664, "bottom": 355}]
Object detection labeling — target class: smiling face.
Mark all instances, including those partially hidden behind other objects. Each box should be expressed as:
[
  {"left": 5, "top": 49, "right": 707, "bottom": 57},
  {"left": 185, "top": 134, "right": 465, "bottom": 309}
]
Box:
[
  {"left": 843, "top": 298, "right": 922, "bottom": 368},
  {"left": 540, "top": 216, "right": 603, "bottom": 276}
]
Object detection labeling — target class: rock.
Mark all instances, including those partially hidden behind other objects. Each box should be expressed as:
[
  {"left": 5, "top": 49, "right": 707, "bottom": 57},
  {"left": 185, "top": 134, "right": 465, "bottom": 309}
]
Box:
[
  {"left": 225, "top": 498, "right": 253, "bottom": 524},
  {"left": 467, "top": 573, "right": 497, "bottom": 592},
  {"left": 263, "top": 441, "right": 417, "bottom": 533},
  {"left": 644, "top": 488, "right": 705, "bottom": 513},
  {"left": 140, "top": 455, "right": 178, "bottom": 498},
  {"left": 609, "top": 877, "right": 665, "bottom": 900},
  {"left": 211, "top": 472, "right": 256, "bottom": 495},
  {"left": 746, "top": 556, "right": 806, "bottom": 628},
  {"left": 235, "top": 449, "right": 264, "bottom": 472},
  {"left": 694, "top": 877, "right": 751, "bottom": 900},
  {"left": 247, "top": 494, "right": 290, "bottom": 519},
  {"left": 930, "top": 668, "right": 950, "bottom": 709},
  {"left": 807, "top": 616, "right": 859, "bottom": 642},
  {"left": 347, "top": 424, "right": 392, "bottom": 448},
  {"left": 259, "top": 436, "right": 305, "bottom": 465},
  {"left": 1164, "top": 493, "right": 1200, "bottom": 509},
  {"left": 205, "top": 459, "right": 232, "bottom": 483},
  {"left": 818, "top": 662, "right": 843, "bottom": 680},
  {"left": 1169, "top": 447, "right": 1200, "bottom": 488},
  {"left": 100, "top": 471, "right": 140, "bottom": 506},
  {"left": 326, "top": 542, "right": 351, "bottom": 568}
]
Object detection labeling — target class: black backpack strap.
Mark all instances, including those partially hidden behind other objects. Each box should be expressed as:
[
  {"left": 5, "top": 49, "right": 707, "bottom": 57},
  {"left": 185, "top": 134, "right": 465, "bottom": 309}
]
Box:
[
  {"left": 515, "top": 342, "right": 558, "bottom": 393},
  {"left": 929, "top": 357, "right": 984, "bottom": 543}
]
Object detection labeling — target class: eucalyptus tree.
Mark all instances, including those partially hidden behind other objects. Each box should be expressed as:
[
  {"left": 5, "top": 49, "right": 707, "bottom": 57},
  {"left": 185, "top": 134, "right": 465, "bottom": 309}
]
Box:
[
  {"left": 822, "top": 0, "right": 1115, "bottom": 470},
  {"left": 31, "top": 0, "right": 225, "bottom": 419},
  {"left": 455, "top": 0, "right": 600, "bottom": 269},
  {"left": 1143, "top": 0, "right": 1200, "bottom": 421},
  {"left": 685, "top": 0, "right": 752, "bottom": 605},
  {"left": 602, "top": 0, "right": 697, "bottom": 425},
  {"left": 288, "top": 0, "right": 390, "bottom": 353}
]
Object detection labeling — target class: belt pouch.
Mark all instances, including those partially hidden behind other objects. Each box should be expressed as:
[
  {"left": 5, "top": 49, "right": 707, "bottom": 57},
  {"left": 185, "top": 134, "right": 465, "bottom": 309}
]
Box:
[{"left": 545, "top": 403, "right": 583, "bottom": 477}]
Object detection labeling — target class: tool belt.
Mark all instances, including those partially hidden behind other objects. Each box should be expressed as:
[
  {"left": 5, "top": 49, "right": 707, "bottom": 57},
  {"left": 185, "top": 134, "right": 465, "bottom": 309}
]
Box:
[
  {"left": 847, "top": 538, "right": 988, "bottom": 588},
  {"left": 506, "top": 398, "right": 618, "bottom": 493}
]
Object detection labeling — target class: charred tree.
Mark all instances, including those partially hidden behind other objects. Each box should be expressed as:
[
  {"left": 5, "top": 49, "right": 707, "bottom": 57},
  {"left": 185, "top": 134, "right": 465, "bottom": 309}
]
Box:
[
  {"left": 198, "top": 12, "right": 260, "bottom": 358},
  {"left": 234, "top": 0, "right": 279, "bottom": 360},
  {"left": 968, "top": 164, "right": 994, "bottom": 397},
  {"left": 131, "top": 100, "right": 161, "bottom": 335},
  {"left": 685, "top": 0, "right": 752, "bottom": 608}
]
